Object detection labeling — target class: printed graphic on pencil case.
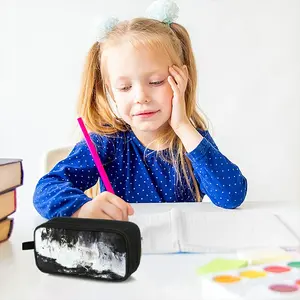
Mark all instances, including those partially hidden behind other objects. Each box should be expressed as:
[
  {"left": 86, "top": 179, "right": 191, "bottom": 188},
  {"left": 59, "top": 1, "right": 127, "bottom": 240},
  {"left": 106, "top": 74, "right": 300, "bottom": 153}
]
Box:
[{"left": 35, "top": 227, "right": 127, "bottom": 280}]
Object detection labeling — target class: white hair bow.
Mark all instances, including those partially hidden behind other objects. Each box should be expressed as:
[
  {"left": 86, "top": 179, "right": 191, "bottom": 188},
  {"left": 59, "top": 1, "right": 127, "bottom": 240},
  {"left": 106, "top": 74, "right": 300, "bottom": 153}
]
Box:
[
  {"left": 145, "top": 0, "right": 179, "bottom": 25},
  {"left": 95, "top": 16, "right": 119, "bottom": 43},
  {"left": 95, "top": 0, "right": 179, "bottom": 42}
]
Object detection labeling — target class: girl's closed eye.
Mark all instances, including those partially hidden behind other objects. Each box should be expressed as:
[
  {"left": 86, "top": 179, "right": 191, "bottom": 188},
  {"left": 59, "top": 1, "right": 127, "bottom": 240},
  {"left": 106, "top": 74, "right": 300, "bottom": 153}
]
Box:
[
  {"left": 117, "top": 80, "right": 165, "bottom": 91},
  {"left": 118, "top": 85, "right": 132, "bottom": 92},
  {"left": 149, "top": 79, "right": 165, "bottom": 86}
]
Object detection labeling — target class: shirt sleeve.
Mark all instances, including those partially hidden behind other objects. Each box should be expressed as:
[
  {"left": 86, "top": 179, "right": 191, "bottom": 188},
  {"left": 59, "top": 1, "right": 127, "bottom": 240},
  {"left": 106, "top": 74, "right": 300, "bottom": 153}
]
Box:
[
  {"left": 185, "top": 130, "right": 247, "bottom": 209},
  {"left": 33, "top": 133, "right": 115, "bottom": 219}
]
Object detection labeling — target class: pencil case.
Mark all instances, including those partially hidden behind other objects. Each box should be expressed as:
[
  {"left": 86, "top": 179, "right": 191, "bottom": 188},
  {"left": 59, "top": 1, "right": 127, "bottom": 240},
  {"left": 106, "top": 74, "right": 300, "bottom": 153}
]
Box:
[{"left": 22, "top": 217, "right": 141, "bottom": 281}]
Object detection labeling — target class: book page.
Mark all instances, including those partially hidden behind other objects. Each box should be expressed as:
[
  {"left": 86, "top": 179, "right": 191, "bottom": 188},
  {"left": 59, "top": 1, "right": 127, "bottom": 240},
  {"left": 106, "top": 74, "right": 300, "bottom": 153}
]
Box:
[
  {"left": 178, "top": 211, "right": 300, "bottom": 253},
  {"left": 129, "top": 209, "right": 180, "bottom": 254}
]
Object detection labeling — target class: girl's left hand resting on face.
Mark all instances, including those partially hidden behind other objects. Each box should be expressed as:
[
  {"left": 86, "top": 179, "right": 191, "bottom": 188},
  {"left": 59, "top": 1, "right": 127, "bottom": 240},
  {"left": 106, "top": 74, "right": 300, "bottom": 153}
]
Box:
[
  {"left": 168, "top": 64, "right": 203, "bottom": 152},
  {"left": 168, "top": 64, "right": 190, "bottom": 132}
]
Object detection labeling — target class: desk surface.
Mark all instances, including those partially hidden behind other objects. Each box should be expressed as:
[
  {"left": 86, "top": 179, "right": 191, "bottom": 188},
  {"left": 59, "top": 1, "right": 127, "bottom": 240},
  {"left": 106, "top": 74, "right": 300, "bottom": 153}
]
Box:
[{"left": 1, "top": 201, "right": 300, "bottom": 300}]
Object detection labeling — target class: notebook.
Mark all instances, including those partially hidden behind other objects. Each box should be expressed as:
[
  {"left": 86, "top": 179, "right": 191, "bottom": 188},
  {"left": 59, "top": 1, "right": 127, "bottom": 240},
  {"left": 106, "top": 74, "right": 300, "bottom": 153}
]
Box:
[{"left": 129, "top": 208, "right": 300, "bottom": 254}]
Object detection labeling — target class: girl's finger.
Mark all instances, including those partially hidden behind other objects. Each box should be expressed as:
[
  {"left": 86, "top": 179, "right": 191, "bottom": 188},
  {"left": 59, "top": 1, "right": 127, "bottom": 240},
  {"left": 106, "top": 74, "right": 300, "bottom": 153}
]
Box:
[
  {"left": 182, "top": 65, "right": 189, "bottom": 80},
  {"left": 168, "top": 76, "right": 179, "bottom": 95},
  {"left": 169, "top": 66, "right": 184, "bottom": 88},
  {"left": 173, "top": 65, "right": 186, "bottom": 79},
  {"left": 173, "top": 65, "right": 188, "bottom": 89},
  {"left": 108, "top": 194, "right": 133, "bottom": 220},
  {"left": 99, "top": 211, "right": 114, "bottom": 220},
  {"left": 101, "top": 201, "right": 125, "bottom": 221},
  {"left": 127, "top": 204, "right": 134, "bottom": 216}
]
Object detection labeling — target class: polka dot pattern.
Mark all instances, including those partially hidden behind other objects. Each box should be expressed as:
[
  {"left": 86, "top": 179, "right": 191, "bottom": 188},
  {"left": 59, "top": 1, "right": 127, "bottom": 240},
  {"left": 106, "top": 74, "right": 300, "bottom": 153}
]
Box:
[{"left": 33, "top": 130, "right": 247, "bottom": 218}]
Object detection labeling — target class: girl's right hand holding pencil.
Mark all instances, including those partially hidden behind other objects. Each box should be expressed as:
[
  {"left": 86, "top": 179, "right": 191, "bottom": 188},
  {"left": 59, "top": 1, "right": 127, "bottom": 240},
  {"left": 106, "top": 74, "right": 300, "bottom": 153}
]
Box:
[{"left": 72, "top": 191, "right": 134, "bottom": 221}]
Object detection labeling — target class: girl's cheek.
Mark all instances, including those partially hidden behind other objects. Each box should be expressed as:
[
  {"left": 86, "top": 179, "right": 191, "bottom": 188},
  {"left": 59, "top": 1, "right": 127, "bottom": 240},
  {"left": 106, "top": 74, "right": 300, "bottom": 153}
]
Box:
[
  {"left": 162, "top": 86, "right": 173, "bottom": 102},
  {"left": 165, "top": 94, "right": 173, "bottom": 108},
  {"left": 117, "top": 103, "right": 131, "bottom": 119}
]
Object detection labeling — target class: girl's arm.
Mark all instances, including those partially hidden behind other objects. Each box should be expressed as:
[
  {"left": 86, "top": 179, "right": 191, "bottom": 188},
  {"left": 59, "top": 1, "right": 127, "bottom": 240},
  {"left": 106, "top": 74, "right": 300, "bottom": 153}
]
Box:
[
  {"left": 176, "top": 123, "right": 247, "bottom": 209},
  {"left": 33, "top": 134, "right": 113, "bottom": 219}
]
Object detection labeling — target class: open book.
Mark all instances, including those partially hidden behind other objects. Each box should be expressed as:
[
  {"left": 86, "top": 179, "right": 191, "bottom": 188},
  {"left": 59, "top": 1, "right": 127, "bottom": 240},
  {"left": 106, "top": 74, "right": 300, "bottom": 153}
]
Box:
[{"left": 129, "top": 208, "right": 300, "bottom": 254}]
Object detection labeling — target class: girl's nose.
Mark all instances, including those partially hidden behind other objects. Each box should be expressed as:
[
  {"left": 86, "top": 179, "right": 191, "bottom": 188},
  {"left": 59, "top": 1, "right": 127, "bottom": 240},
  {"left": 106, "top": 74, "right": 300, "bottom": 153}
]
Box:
[{"left": 134, "top": 86, "right": 150, "bottom": 104}]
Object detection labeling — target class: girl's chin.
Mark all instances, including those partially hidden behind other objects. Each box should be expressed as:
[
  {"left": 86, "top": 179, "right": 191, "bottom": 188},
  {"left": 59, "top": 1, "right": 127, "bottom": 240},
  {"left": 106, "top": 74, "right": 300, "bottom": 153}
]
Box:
[{"left": 131, "top": 122, "right": 170, "bottom": 133}]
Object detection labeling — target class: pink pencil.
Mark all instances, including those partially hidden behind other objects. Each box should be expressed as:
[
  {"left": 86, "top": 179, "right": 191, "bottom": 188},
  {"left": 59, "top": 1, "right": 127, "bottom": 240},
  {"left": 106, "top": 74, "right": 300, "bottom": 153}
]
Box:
[{"left": 77, "top": 117, "right": 115, "bottom": 194}]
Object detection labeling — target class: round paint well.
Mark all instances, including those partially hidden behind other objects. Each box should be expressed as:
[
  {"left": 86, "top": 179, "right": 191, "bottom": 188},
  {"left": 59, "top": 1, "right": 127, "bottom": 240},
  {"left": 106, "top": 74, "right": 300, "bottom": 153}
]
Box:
[
  {"left": 264, "top": 266, "right": 291, "bottom": 273},
  {"left": 296, "top": 279, "right": 300, "bottom": 286},
  {"left": 239, "top": 270, "right": 267, "bottom": 279},
  {"left": 269, "top": 284, "right": 298, "bottom": 293},
  {"left": 288, "top": 261, "right": 300, "bottom": 269},
  {"left": 213, "top": 275, "right": 240, "bottom": 284}
]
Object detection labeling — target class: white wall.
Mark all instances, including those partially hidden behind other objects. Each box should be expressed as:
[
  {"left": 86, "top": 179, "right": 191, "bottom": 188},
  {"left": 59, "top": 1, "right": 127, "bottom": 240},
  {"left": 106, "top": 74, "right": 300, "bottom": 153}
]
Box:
[{"left": 1, "top": 0, "right": 299, "bottom": 209}]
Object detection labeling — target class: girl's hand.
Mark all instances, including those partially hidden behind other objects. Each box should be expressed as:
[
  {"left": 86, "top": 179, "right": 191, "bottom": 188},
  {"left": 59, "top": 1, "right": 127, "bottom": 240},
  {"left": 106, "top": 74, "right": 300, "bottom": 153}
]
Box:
[
  {"left": 168, "top": 65, "right": 190, "bottom": 132},
  {"left": 72, "top": 191, "right": 134, "bottom": 220}
]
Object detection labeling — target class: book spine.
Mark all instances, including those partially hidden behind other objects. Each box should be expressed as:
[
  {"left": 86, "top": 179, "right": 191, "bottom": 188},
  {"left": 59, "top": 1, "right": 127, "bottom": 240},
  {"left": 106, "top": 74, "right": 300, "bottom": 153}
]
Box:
[
  {"left": 0, "top": 161, "right": 24, "bottom": 195},
  {"left": 0, "top": 183, "right": 23, "bottom": 195},
  {"left": 0, "top": 218, "right": 14, "bottom": 243},
  {"left": 14, "top": 189, "right": 17, "bottom": 212},
  {"left": 20, "top": 161, "right": 24, "bottom": 185},
  {"left": 0, "top": 190, "right": 17, "bottom": 221}
]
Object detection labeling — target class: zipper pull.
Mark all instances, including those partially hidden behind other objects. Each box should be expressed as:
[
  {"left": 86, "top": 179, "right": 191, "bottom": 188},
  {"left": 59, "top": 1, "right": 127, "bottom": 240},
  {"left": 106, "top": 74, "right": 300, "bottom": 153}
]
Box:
[{"left": 22, "top": 241, "right": 35, "bottom": 250}]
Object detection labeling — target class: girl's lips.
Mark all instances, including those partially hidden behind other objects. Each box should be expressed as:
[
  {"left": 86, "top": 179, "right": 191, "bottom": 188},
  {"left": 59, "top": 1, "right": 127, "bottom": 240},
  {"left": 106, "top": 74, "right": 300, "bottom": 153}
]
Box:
[{"left": 134, "top": 110, "right": 159, "bottom": 117}]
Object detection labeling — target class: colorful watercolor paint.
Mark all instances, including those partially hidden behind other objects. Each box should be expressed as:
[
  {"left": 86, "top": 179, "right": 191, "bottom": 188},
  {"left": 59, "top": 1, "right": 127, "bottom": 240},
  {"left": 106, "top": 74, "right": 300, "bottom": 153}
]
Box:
[
  {"left": 288, "top": 261, "right": 300, "bottom": 268},
  {"left": 213, "top": 275, "right": 240, "bottom": 283},
  {"left": 239, "top": 270, "right": 267, "bottom": 278},
  {"left": 268, "top": 284, "right": 298, "bottom": 293},
  {"left": 264, "top": 265, "right": 291, "bottom": 273},
  {"left": 196, "top": 258, "right": 248, "bottom": 275},
  {"left": 199, "top": 259, "right": 300, "bottom": 299}
]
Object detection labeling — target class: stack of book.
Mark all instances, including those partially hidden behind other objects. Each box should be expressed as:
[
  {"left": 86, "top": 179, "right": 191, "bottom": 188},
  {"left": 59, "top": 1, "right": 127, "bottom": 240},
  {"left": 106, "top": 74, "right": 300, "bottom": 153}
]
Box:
[{"left": 0, "top": 159, "right": 23, "bottom": 243}]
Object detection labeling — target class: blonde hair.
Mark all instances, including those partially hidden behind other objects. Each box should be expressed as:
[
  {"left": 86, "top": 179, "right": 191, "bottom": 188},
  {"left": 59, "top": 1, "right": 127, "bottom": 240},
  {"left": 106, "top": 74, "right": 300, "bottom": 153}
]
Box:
[{"left": 77, "top": 18, "right": 208, "bottom": 201}]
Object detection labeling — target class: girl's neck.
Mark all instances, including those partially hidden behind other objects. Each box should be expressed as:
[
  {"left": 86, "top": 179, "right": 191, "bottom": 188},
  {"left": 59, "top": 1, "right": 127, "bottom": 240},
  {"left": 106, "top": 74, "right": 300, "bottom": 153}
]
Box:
[{"left": 132, "top": 124, "right": 171, "bottom": 151}]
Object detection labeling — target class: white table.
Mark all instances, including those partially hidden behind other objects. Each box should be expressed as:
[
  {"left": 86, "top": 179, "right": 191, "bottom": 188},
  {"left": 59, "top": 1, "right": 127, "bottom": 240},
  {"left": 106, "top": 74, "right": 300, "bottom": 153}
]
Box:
[{"left": 1, "top": 201, "right": 300, "bottom": 300}]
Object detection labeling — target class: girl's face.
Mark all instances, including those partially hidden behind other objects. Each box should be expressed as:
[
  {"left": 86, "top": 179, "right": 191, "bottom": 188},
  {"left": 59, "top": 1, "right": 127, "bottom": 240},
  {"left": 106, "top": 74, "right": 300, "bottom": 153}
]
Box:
[{"left": 105, "top": 42, "right": 174, "bottom": 136}]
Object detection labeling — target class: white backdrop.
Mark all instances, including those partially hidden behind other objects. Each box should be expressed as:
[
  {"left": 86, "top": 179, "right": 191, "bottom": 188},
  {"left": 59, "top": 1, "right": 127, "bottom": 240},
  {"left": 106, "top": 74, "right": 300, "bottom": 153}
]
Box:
[{"left": 1, "top": 0, "right": 299, "bottom": 209}]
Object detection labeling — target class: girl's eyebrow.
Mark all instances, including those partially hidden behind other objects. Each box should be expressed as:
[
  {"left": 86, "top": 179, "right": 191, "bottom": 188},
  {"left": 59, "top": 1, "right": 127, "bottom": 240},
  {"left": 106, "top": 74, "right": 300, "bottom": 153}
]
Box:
[
  {"left": 115, "top": 70, "right": 166, "bottom": 82},
  {"left": 143, "top": 69, "right": 164, "bottom": 76},
  {"left": 115, "top": 76, "right": 129, "bottom": 82}
]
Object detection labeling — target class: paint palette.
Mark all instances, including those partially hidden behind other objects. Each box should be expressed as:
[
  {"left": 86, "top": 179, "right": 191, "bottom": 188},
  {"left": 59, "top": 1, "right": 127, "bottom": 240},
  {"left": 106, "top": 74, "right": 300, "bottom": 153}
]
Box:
[{"left": 198, "top": 261, "right": 300, "bottom": 300}]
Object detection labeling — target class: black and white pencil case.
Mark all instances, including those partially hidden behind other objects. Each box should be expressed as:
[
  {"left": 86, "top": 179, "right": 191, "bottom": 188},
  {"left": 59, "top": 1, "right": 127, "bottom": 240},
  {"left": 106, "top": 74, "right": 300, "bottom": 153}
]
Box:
[{"left": 22, "top": 217, "right": 141, "bottom": 281}]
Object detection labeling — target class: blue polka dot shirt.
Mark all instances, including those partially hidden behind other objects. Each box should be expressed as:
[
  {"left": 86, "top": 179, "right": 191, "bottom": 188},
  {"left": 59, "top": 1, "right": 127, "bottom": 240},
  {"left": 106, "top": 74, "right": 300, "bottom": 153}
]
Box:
[{"left": 33, "top": 129, "right": 247, "bottom": 219}]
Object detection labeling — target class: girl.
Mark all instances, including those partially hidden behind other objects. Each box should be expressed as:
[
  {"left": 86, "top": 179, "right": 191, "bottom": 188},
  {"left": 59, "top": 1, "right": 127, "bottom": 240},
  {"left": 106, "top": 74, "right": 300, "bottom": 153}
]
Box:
[{"left": 33, "top": 0, "right": 247, "bottom": 220}]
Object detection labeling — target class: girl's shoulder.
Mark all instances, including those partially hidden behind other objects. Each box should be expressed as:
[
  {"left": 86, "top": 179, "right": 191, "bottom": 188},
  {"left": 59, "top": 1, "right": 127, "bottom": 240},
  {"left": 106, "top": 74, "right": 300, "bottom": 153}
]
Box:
[
  {"left": 73, "top": 131, "right": 130, "bottom": 161},
  {"left": 89, "top": 130, "right": 127, "bottom": 143},
  {"left": 87, "top": 130, "right": 129, "bottom": 149},
  {"left": 196, "top": 127, "right": 209, "bottom": 136}
]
